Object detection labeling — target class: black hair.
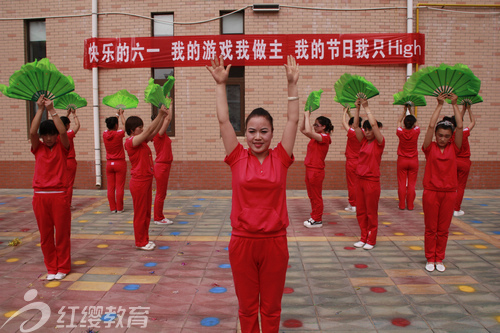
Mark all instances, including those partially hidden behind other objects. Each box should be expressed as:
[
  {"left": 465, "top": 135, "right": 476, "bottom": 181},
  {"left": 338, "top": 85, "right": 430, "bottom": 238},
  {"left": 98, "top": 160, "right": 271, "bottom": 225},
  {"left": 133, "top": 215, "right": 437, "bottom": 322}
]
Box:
[
  {"left": 435, "top": 120, "right": 454, "bottom": 134},
  {"left": 442, "top": 116, "right": 457, "bottom": 128},
  {"left": 105, "top": 116, "right": 118, "bottom": 130},
  {"left": 362, "top": 120, "right": 383, "bottom": 130},
  {"left": 125, "top": 116, "right": 144, "bottom": 136},
  {"left": 60, "top": 116, "right": 70, "bottom": 127},
  {"left": 348, "top": 116, "right": 363, "bottom": 126},
  {"left": 403, "top": 115, "right": 417, "bottom": 129},
  {"left": 39, "top": 120, "right": 58, "bottom": 136},
  {"left": 316, "top": 116, "right": 334, "bottom": 134},
  {"left": 245, "top": 108, "right": 274, "bottom": 132}
]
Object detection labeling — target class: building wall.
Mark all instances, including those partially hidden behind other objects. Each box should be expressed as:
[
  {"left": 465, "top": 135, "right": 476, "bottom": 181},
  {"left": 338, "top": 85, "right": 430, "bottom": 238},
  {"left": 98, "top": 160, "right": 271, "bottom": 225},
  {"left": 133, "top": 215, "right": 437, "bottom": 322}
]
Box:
[{"left": 1, "top": 1, "right": 499, "bottom": 190}]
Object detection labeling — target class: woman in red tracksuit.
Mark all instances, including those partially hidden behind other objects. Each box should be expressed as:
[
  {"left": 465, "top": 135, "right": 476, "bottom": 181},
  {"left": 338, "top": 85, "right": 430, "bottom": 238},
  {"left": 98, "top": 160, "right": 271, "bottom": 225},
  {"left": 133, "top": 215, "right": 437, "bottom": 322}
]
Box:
[
  {"left": 61, "top": 108, "right": 80, "bottom": 209},
  {"left": 103, "top": 109, "right": 127, "bottom": 213},
  {"left": 341, "top": 107, "right": 362, "bottom": 213},
  {"left": 352, "top": 99, "right": 385, "bottom": 251},
  {"left": 207, "top": 55, "right": 299, "bottom": 333},
  {"left": 300, "top": 111, "right": 333, "bottom": 228},
  {"left": 422, "top": 93, "right": 463, "bottom": 272},
  {"left": 30, "top": 96, "right": 71, "bottom": 281},
  {"left": 124, "top": 105, "right": 168, "bottom": 251},
  {"left": 152, "top": 108, "right": 174, "bottom": 225},
  {"left": 396, "top": 105, "right": 420, "bottom": 210},
  {"left": 453, "top": 103, "right": 475, "bottom": 217}
]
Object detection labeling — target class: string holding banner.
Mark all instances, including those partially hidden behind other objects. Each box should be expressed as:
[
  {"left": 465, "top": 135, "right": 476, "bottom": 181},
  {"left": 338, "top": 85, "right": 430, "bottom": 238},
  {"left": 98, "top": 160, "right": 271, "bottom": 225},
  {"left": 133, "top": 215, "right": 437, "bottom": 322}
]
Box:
[{"left": 84, "top": 33, "right": 425, "bottom": 69}]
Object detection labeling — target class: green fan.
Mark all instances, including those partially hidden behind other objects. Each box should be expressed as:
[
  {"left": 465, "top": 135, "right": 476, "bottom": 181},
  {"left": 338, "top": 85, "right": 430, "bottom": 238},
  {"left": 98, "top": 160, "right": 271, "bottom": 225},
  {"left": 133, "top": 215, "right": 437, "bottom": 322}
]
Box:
[
  {"left": 404, "top": 63, "right": 481, "bottom": 97},
  {"left": 103, "top": 90, "right": 139, "bottom": 110},
  {"left": 162, "top": 76, "right": 175, "bottom": 97},
  {"left": 54, "top": 92, "right": 87, "bottom": 111},
  {"left": 446, "top": 95, "right": 483, "bottom": 106},
  {"left": 333, "top": 95, "right": 356, "bottom": 109},
  {"left": 304, "top": 89, "right": 323, "bottom": 112},
  {"left": 334, "top": 73, "right": 379, "bottom": 105},
  {"left": 393, "top": 91, "right": 427, "bottom": 107},
  {"left": 144, "top": 78, "right": 172, "bottom": 108},
  {"left": 0, "top": 58, "right": 75, "bottom": 101}
]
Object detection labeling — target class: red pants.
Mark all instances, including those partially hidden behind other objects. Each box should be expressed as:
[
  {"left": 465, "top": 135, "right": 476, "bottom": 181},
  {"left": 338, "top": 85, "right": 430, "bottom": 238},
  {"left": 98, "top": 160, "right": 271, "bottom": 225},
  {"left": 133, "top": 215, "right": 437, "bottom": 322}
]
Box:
[
  {"left": 305, "top": 167, "right": 325, "bottom": 221},
  {"left": 455, "top": 157, "right": 471, "bottom": 211},
  {"left": 345, "top": 159, "right": 358, "bottom": 206},
  {"left": 153, "top": 162, "right": 172, "bottom": 221},
  {"left": 65, "top": 158, "right": 77, "bottom": 206},
  {"left": 32, "top": 192, "right": 71, "bottom": 274},
  {"left": 106, "top": 160, "right": 127, "bottom": 212},
  {"left": 397, "top": 156, "right": 418, "bottom": 210},
  {"left": 422, "top": 190, "right": 456, "bottom": 262},
  {"left": 130, "top": 178, "right": 152, "bottom": 247},
  {"left": 356, "top": 178, "right": 380, "bottom": 246},
  {"left": 229, "top": 235, "right": 289, "bottom": 333}
]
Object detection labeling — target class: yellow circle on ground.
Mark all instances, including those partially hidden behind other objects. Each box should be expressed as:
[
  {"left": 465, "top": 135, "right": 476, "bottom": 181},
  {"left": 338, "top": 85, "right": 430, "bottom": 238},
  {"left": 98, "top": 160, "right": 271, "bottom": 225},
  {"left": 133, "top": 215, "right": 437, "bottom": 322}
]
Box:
[
  {"left": 97, "top": 244, "right": 108, "bottom": 248},
  {"left": 4, "top": 311, "right": 17, "bottom": 318},
  {"left": 419, "top": 212, "right": 424, "bottom": 215},
  {"left": 78, "top": 220, "right": 88, "bottom": 223},
  {"left": 127, "top": 221, "right": 133, "bottom": 224},
  {"left": 394, "top": 232, "right": 405, "bottom": 236},
  {"left": 474, "top": 245, "right": 488, "bottom": 249},
  {"left": 452, "top": 231, "right": 464, "bottom": 235},
  {"left": 6, "top": 258, "right": 19, "bottom": 263},
  {"left": 94, "top": 211, "right": 103, "bottom": 214},
  {"left": 495, "top": 316, "right": 500, "bottom": 323},
  {"left": 36, "top": 243, "right": 41, "bottom": 247},
  {"left": 73, "top": 260, "right": 87, "bottom": 265},
  {"left": 409, "top": 246, "right": 423, "bottom": 251},
  {"left": 382, "top": 222, "right": 391, "bottom": 225},
  {"left": 459, "top": 285, "right": 476, "bottom": 293},
  {"left": 45, "top": 281, "right": 61, "bottom": 288},
  {"left": 114, "top": 231, "right": 125, "bottom": 235}
]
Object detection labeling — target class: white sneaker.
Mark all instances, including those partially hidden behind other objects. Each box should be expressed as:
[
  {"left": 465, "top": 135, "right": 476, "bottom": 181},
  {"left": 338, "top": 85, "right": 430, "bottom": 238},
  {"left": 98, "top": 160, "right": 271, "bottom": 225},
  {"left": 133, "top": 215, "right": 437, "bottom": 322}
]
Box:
[
  {"left": 148, "top": 241, "right": 156, "bottom": 248},
  {"left": 363, "top": 243, "right": 374, "bottom": 250},
  {"left": 425, "top": 262, "right": 435, "bottom": 272},
  {"left": 345, "top": 203, "right": 353, "bottom": 211},
  {"left": 303, "top": 218, "right": 322, "bottom": 228},
  {"left": 137, "top": 242, "right": 155, "bottom": 251},
  {"left": 111, "top": 210, "right": 117, "bottom": 214},
  {"left": 351, "top": 206, "right": 356, "bottom": 212},
  {"left": 353, "top": 241, "right": 365, "bottom": 248},
  {"left": 46, "top": 274, "right": 56, "bottom": 281},
  {"left": 154, "top": 218, "right": 173, "bottom": 225},
  {"left": 435, "top": 262, "right": 446, "bottom": 272},
  {"left": 117, "top": 210, "right": 124, "bottom": 214},
  {"left": 54, "top": 272, "right": 67, "bottom": 280},
  {"left": 453, "top": 210, "right": 464, "bottom": 217}
]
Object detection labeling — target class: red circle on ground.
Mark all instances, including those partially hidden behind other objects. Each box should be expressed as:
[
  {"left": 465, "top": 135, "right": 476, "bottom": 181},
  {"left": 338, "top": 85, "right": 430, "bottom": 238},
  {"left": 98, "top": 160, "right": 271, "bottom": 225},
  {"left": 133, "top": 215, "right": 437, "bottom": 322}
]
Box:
[
  {"left": 335, "top": 233, "right": 345, "bottom": 236},
  {"left": 344, "top": 246, "right": 356, "bottom": 250},
  {"left": 283, "top": 319, "right": 303, "bottom": 328},
  {"left": 21, "top": 228, "right": 30, "bottom": 232},
  {"left": 370, "top": 287, "right": 387, "bottom": 293},
  {"left": 328, "top": 222, "right": 338, "bottom": 225},
  {"left": 354, "top": 264, "right": 368, "bottom": 269},
  {"left": 283, "top": 287, "right": 294, "bottom": 294},
  {"left": 287, "top": 265, "right": 291, "bottom": 268},
  {"left": 392, "top": 318, "right": 411, "bottom": 327}
]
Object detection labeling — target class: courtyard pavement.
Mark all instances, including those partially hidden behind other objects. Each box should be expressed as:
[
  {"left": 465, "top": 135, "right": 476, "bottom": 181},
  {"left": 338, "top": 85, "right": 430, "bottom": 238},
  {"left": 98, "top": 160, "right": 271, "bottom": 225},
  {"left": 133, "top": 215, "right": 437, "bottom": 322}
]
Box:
[{"left": 0, "top": 188, "right": 499, "bottom": 332}]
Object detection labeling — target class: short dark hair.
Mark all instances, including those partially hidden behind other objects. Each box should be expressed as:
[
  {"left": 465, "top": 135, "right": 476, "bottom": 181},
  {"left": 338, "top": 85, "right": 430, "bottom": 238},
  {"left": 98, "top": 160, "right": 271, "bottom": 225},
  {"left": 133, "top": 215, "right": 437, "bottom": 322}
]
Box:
[
  {"left": 363, "top": 120, "right": 383, "bottom": 130},
  {"left": 403, "top": 115, "right": 417, "bottom": 129},
  {"left": 39, "top": 120, "right": 58, "bottom": 136},
  {"left": 60, "top": 116, "right": 70, "bottom": 127},
  {"left": 246, "top": 108, "right": 274, "bottom": 132},
  {"left": 125, "top": 116, "right": 144, "bottom": 135},
  {"left": 435, "top": 120, "right": 454, "bottom": 133},
  {"left": 316, "top": 116, "right": 334, "bottom": 134},
  {"left": 105, "top": 116, "right": 118, "bottom": 130},
  {"left": 348, "top": 116, "right": 363, "bottom": 126}
]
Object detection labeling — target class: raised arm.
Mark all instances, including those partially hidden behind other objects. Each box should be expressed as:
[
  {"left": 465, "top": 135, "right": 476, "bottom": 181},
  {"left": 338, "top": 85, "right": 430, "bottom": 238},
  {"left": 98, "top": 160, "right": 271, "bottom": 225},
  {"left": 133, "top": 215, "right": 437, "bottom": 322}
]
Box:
[
  {"left": 118, "top": 108, "right": 125, "bottom": 131},
  {"left": 70, "top": 108, "right": 80, "bottom": 134},
  {"left": 30, "top": 95, "right": 46, "bottom": 151},
  {"left": 131, "top": 105, "right": 167, "bottom": 147},
  {"left": 206, "top": 55, "right": 238, "bottom": 155},
  {"left": 157, "top": 106, "right": 172, "bottom": 136},
  {"left": 423, "top": 93, "right": 447, "bottom": 150},
  {"left": 397, "top": 106, "right": 407, "bottom": 128},
  {"left": 281, "top": 55, "right": 300, "bottom": 157},
  {"left": 46, "top": 99, "right": 69, "bottom": 150},
  {"left": 300, "top": 111, "right": 323, "bottom": 141},
  {"left": 450, "top": 93, "right": 463, "bottom": 150},
  {"left": 362, "top": 99, "right": 383, "bottom": 144},
  {"left": 353, "top": 99, "right": 364, "bottom": 142},
  {"left": 146, "top": 104, "right": 169, "bottom": 142},
  {"left": 342, "top": 107, "right": 350, "bottom": 131},
  {"left": 465, "top": 104, "right": 476, "bottom": 131}
]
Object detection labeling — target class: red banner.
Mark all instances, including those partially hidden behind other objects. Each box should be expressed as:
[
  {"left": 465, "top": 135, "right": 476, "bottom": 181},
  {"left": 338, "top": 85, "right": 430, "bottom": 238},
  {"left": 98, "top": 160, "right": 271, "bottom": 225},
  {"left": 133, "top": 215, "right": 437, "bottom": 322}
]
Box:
[{"left": 84, "top": 33, "right": 424, "bottom": 69}]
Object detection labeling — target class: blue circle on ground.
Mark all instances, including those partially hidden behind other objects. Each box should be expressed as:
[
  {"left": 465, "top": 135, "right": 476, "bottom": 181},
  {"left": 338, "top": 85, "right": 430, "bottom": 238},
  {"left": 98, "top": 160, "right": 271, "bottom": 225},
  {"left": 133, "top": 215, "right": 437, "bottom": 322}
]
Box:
[
  {"left": 101, "top": 313, "right": 117, "bottom": 321},
  {"left": 479, "top": 204, "right": 488, "bottom": 206},
  {"left": 123, "top": 284, "right": 140, "bottom": 291},
  {"left": 171, "top": 231, "right": 181, "bottom": 236},
  {"left": 471, "top": 220, "right": 483, "bottom": 224},
  {"left": 219, "top": 264, "right": 231, "bottom": 269},
  {"left": 0, "top": 203, "right": 5, "bottom": 205},
  {"left": 492, "top": 231, "right": 500, "bottom": 235},
  {"left": 198, "top": 198, "right": 206, "bottom": 201},
  {"left": 210, "top": 287, "right": 227, "bottom": 293},
  {"left": 16, "top": 197, "right": 25, "bottom": 199},
  {"left": 464, "top": 198, "right": 472, "bottom": 200},
  {"left": 187, "top": 212, "right": 195, "bottom": 215},
  {"left": 144, "top": 262, "right": 157, "bottom": 267},
  {"left": 200, "top": 317, "right": 220, "bottom": 327},
  {"left": 224, "top": 247, "right": 229, "bottom": 251},
  {"left": 193, "top": 205, "right": 201, "bottom": 207},
  {"left": 178, "top": 221, "right": 189, "bottom": 224},
  {"left": 158, "top": 245, "right": 170, "bottom": 250}
]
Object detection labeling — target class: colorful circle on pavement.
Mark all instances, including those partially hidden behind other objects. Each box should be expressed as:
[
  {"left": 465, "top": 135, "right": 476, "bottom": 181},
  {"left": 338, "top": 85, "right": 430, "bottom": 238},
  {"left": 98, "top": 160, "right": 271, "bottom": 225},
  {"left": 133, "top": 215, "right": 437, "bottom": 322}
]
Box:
[
  {"left": 94, "top": 211, "right": 104, "bottom": 214},
  {"left": 224, "top": 247, "right": 229, "bottom": 251},
  {"left": 114, "top": 231, "right": 125, "bottom": 234},
  {"left": 382, "top": 222, "right": 391, "bottom": 225},
  {"left": 6, "top": 258, "right": 19, "bottom": 263},
  {"left": 493, "top": 231, "right": 500, "bottom": 235},
  {"left": 73, "top": 260, "right": 87, "bottom": 265},
  {"left": 495, "top": 316, "right": 500, "bottom": 323},
  {"left": 459, "top": 285, "right": 476, "bottom": 293},
  {"left": 283, "top": 287, "right": 294, "bottom": 294},
  {"left": 170, "top": 231, "right": 181, "bottom": 236},
  {"left": 219, "top": 264, "right": 231, "bottom": 269},
  {"left": 479, "top": 204, "right": 488, "bottom": 206},
  {"left": 355, "top": 264, "right": 368, "bottom": 269},
  {"left": 409, "top": 246, "right": 422, "bottom": 251},
  {"left": 178, "top": 221, "right": 189, "bottom": 224},
  {"left": 127, "top": 220, "right": 133, "bottom": 224},
  {"left": 392, "top": 318, "right": 411, "bottom": 327},
  {"left": 335, "top": 233, "right": 345, "bottom": 236},
  {"left": 144, "top": 262, "right": 157, "bottom": 267},
  {"left": 97, "top": 244, "right": 108, "bottom": 248},
  {"left": 187, "top": 212, "right": 195, "bottom": 215},
  {"left": 101, "top": 313, "right": 117, "bottom": 321},
  {"left": 209, "top": 287, "right": 227, "bottom": 293},
  {"left": 198, "top": 198, "right": 206, "bottom": 201},
  {"left": 370, "top": 287, "right": 387, "bottom": 293},
  {"left": 452, "top": 231, "right": 464, "bottom": 235},
  {"left": 78, "top": 220, "right": 88, "bottom": 223},
  {"left": 474, "top": 245, "right": 488, "bottom": 249},
  {"left": 45, "top": 281, "right": 61, "bottom": 288},
  {"left": 158, "top": 246, "right": 170, "bottom": 250},
  {"left": 123, "top": 284, "right": 140, "bottom": 291},
  {"left": 471, "top": 220, "right": 483, "bottom": 224},
  {"left": 192, "top": 205, "right": 201, "bottom": 207},
  {"left": 200, "top": 317, "right": 220, "bottom": 327},
  {"left": 394, "top": 232, "right": 405, "bottom": 236},
  {"left": 283, "top": 319, "right": 303, "bottom": 328},
  {"left": 344, "top": 246, "right": 356, "bottom": 250}
]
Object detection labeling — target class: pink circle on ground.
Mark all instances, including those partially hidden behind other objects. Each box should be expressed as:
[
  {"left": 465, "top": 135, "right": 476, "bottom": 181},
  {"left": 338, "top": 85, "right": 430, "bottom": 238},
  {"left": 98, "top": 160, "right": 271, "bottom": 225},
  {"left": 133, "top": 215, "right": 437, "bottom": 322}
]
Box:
[
  {"left": 287, "top": 265, "right": 291, "bottom": 268},
  {"left": 283, "top": 319, "right": 303, "bottom": 328},
  {"left": 354, "top": 264, "right": 368, "bottom": 269},
  {"left": 283, "top": 287, "right": 294, "bottom": 294},
  {"left": 370, "top": 287, "right": 387, "bottom": 293},
  {"left": 335, "top": 233, "right": 345, "bottom": 236},
  {"left": 344, "top": 246, "right": 356, "bottom": 250},
  {"left": 21, "top": 228, "right": 30, "bottom": 232},
  {"left": 392, "top": 318, "right": 411, "bottom": 327}
]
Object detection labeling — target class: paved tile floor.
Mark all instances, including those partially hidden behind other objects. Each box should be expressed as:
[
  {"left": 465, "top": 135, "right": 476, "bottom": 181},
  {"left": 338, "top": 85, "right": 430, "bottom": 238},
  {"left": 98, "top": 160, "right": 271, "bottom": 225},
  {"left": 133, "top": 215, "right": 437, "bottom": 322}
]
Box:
[{"left": 0, "top": 188, "right": 499, "bottom": 332}]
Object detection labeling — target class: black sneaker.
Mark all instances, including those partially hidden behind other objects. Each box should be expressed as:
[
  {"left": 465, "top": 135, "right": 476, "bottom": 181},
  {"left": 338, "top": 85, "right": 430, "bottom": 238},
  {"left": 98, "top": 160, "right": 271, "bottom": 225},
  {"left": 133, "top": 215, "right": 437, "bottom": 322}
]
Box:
[{"left": 303, "top": 218, "right": 322, "bottom": 228}]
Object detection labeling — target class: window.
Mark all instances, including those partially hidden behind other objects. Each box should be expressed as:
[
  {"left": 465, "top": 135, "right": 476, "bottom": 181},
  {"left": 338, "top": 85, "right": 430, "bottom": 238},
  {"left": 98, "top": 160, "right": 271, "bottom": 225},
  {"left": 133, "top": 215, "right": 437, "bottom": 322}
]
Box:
[
  {"left": 221, "top": 11, "right": 245, "bottom": 135},
  {"left": 26, "top": 20, "right": 46, "bottom": 133},
  {"left": 152, "top": 13, "right": 175, "bottom": 136}
]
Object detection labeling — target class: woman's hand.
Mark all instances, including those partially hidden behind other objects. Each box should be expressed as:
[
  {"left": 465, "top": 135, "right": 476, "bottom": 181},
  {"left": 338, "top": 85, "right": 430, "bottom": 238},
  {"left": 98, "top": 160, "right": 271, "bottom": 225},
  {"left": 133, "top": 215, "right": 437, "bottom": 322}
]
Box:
[
  {"left": 206, "top": 55, "right": 231, "bottom": 85},
  {"left": 36, "top": 95, "right": 46, "bottom": 111},
  {"left": 284, "top": 55, "right": 299, "bottom": 85},
  {"left": 436, "top": 93, "right": 447, "bottom": 105},
  {"left": 449, "top": 93, "right": 458, "bottom": 105}
]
